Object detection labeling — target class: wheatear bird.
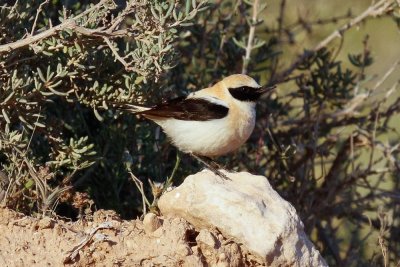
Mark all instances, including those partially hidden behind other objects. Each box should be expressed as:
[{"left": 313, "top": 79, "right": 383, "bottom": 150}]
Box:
[{"left": 118, "top": 74, "right": 274, "bottom": 178}]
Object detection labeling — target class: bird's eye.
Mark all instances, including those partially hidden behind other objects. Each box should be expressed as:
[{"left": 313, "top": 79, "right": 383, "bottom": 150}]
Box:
[{"left": 228, "top": 86, "right": 262, "bottom": 101}]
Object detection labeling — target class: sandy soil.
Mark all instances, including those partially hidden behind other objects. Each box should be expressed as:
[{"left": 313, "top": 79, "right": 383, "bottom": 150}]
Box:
[{"left": 0, "top": 207, "right": 263, "bottom": 267}]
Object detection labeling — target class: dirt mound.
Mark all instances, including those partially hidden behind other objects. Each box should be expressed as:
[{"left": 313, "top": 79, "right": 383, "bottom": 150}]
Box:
[{"left": 0, "top": 207, "right": 262, "bottom": 266}]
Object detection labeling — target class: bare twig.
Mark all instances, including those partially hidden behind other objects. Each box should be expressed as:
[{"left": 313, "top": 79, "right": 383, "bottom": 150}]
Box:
[
  {"left": 372, "top": 59, "right": 400, "bottom": 92},
  {"left": 242, "top": 0, "right": 260, "bottom": 74},
  {"left": 31, "top": 0, "right": 50, "bottom": 35},
  {"left": 130, "top": 172, "right": 150, "bottom": 217},
  {"left": 107, "top": 0, "right": 142, "bottom": 33},
  {"left": 63, "top": 222, "right": 114, "bottom": 264},
  {"left": 367, "top": 111, "right": 380, "bottom": 171},
  {"left": 0, "top": 0, "right": 19, "bottom": 13},
  {"left": 377, "top": 208, "right": 389, "bottom": 267},
  {"left": 103, "top": 37, "right": 146, "bottom": 76}
]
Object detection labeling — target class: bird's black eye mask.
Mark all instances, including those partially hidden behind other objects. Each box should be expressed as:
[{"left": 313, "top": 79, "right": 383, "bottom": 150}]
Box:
[{"left": 228, "top": 86, "right": 269, "bottom": 102}]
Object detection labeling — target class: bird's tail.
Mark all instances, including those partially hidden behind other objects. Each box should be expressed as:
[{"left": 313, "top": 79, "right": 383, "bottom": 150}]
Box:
[{"left": 112, "top": 102, "right": 151, "bottom": 114}]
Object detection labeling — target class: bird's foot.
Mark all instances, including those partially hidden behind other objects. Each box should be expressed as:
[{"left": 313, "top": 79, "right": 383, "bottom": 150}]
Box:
[
  {"left": 189, "top": 153, "right": 231, "bottom": 180},
  {"left": 209, "top": 168, "right": 230, "bottom": 180}
]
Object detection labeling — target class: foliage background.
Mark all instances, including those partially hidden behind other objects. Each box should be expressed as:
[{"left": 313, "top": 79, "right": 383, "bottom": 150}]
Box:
[{"left": 0, "top": 0, "right": 399, "bottom": 265}]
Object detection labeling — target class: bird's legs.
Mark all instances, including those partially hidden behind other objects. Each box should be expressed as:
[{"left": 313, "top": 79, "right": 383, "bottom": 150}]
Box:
[{"left": 189, "top": 153, "right": 230, "bottom": 180}]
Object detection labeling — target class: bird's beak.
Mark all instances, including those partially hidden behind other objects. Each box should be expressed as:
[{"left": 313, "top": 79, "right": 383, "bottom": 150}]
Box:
[{"left": 257, "top": 85, "right": 276, "bottom": 96}]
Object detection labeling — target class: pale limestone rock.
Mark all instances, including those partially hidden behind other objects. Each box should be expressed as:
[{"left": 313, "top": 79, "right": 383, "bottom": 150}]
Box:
[
  {"left": 158, "top": 170, "right": 328, "bottom": 267},
  {"left": 196, "top": 229, "right": 219, "bottom": 263},
  {"left": 37, "top": 217, "right": 54, "bottom": 229},
  {"left": 143, "top": 212, "right": 162, "bottom": 234},
  {"left": 183, "top": 254, "right": 204, "bottom": 267},
  {"left": 196, "top": 229, "right": 218, "bottom": 249}
]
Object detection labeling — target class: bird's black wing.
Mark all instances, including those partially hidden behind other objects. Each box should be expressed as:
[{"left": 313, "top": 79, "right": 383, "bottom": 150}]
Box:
[{"left": 138, "top": 96, "right": 229, "bottom": 121}]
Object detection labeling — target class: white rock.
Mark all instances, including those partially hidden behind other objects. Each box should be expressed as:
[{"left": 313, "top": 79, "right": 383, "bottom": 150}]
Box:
[
  {"left": 196, "top": 229, "right": 218, "bottom": 249},
  {"left": 158, "top": 170, "right": 328, "bottom": 267}
]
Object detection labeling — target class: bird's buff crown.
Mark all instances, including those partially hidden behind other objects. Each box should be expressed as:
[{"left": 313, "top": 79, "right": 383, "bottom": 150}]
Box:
[{"left": 220, "top": 74, "right": 261, "bottom": 90}]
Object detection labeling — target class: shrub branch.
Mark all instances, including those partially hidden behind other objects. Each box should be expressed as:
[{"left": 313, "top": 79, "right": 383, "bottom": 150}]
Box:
[{"left": 0, "top": 0, "right": 112, "bottom": 53}]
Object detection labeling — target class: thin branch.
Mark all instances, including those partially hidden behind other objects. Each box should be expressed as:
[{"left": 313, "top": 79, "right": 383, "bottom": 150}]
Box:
[
  {"left": 242, "top": 0, "right": 260, "bottom": 74},
  {"left": 31, "top": 0, "right": 49, "bottom": 35},
  {"left": 372, "top": 59, "right": 400, "bottom": 92},
  {"left": 106, "top": 0, "right": 143, "bottom": 33},
  {"left": 314, "top": 0, "right": 392, "bottom": 51},
  {"left": 0, "top": 21, "right": 72, "bottom": 53},
  {"left": 63, "top": 222, "right": 114, "bottom": 264},
  {"left": 129, "top": 172, "right": 150, "bottom": 217},
  {"left": 103, "top": 37, "right": 146, "bottom": 76}
]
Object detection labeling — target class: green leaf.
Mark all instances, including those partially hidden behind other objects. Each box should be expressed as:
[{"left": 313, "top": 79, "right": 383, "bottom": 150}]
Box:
[
  {"left": 1, "top": 109, "right": 10, "bottom": 124},
  {"left": 232, "top": 37, "right": 246, "bottom": 49},
  {"left": 37, "top": 68, "right": 46, "bottom": 82},
  {"left": 185, "top": 0, "right": 191, "bottom": 15},
  {"left": 93, "top": 108, "right": 104, "bottom": 122},
  {"left": 25, "top": 179, "right": 34, "bottom": 189}
]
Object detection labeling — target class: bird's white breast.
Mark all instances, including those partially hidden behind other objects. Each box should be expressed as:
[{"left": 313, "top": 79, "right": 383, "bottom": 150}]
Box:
[{"left": 154, "top": 100, "right": 256, "bottom": 157}]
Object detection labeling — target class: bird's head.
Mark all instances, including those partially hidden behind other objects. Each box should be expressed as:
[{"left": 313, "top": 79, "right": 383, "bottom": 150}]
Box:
[{"left": 221, "top": 74, "right": 275, "bottom": 102}]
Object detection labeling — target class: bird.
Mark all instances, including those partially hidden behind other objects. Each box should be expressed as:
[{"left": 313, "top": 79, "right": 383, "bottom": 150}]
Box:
[{"left": 116, "top": 74, "right": 275, "bottom": 179}]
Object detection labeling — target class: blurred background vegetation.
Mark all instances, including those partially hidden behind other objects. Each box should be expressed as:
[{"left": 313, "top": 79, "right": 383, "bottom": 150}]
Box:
[{"left": 0, "top": 0, "right": 399, "bottom": 265}]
